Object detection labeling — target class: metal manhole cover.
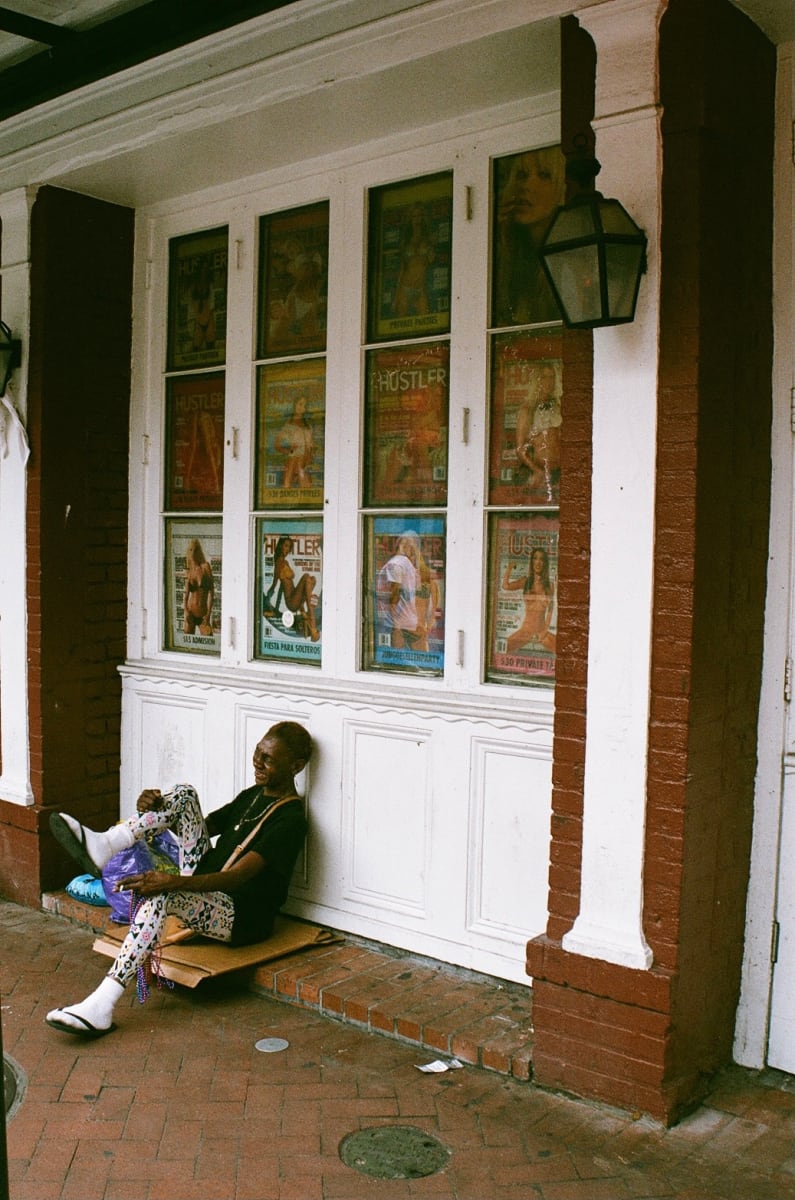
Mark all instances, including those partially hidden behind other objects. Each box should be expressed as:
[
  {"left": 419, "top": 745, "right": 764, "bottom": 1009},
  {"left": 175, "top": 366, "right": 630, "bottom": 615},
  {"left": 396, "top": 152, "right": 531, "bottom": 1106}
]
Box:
[
  {"left": 339, "top": 1125, "right": 450, "bottom": 1179},
  {"left": 4, "top": 1054, "right": 26, "bottom": 1120},
  {"left": 254, "top": 1037, "right": 289, "bottom": 1053}
]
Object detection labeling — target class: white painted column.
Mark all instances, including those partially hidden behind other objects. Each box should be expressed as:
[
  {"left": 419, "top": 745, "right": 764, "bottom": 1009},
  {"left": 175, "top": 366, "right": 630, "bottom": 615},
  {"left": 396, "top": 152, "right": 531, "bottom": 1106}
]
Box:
[
  {"left": 562, "top": 0, "right": 665, "bottom": 969},
  {"left": 0, "top": 187, "right": 34, "bottom": 804}
]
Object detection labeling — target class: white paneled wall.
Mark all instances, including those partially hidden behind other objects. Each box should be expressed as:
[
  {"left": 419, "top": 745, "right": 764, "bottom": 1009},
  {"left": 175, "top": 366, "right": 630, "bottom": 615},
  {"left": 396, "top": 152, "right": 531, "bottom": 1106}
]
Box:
[
  {"left": 468, "top": 737, "right": 552, "bottom": 938},
  {"left": 343, "top": 722, "right": 432, "bottom": 915},
  {"left": 121, "top": 671, "right": 551, "bottom": 983}
]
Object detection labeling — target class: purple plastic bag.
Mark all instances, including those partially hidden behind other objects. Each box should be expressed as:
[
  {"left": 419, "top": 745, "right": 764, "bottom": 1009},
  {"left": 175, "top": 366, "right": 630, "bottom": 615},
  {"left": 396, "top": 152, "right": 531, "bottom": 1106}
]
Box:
[{"left": 101, "top": 833, "right": 180, "bottom": 924}]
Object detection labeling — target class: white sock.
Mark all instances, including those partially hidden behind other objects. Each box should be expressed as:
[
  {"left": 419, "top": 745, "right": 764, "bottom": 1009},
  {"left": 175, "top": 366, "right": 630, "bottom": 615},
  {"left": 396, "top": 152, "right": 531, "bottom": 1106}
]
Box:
[
  {"left": 47, "top": 976, "right": 124, "bottom": 1033},
  {"left": 107, "top": 820, "right": 138, "bottom": 853},
  {"left": 60, "top": 813, "right": 135, "bottom": 870}
]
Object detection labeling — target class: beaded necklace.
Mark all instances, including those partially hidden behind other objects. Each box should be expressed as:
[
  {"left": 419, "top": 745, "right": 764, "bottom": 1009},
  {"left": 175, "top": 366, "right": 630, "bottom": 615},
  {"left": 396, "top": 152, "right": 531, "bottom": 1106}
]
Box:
[
  {"left": 232, "top": 787, "right": 278, "bottom": 833},
  {"left": 232, "top": 786, "right": 299, "bottom": 833}
]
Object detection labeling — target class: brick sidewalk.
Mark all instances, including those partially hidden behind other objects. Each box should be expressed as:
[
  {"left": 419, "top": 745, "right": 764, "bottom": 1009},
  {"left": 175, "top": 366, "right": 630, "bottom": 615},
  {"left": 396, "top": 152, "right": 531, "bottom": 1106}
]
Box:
[
  {"left": 42, "top": 891, "right": 534, "bottom": 1079},
  {"left": 3, "top": 899, "right": 794, "bottom": 1200}
]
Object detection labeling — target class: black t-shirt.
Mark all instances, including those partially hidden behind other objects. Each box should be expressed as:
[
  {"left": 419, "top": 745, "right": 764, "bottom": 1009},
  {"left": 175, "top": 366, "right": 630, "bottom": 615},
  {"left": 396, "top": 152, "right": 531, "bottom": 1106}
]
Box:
[{"left": 195, "top": 785, "right": 307, "bottom": 945}]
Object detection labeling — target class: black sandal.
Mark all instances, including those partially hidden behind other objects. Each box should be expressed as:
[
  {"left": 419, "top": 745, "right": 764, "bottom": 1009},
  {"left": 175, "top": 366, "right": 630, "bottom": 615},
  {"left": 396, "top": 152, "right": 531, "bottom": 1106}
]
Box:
[
  {"left": 46, "top": 1010, "right": 115, "bottom": 1038},
  {"left": 49, "top": 812, "right": 102, "bottom": 878}
]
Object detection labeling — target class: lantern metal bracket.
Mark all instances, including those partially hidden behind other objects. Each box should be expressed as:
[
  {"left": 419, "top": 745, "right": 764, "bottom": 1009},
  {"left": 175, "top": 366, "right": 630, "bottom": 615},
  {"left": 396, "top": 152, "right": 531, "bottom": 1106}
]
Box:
[{"left": 538, "top": 140, "right": 648, "bottom": 330}]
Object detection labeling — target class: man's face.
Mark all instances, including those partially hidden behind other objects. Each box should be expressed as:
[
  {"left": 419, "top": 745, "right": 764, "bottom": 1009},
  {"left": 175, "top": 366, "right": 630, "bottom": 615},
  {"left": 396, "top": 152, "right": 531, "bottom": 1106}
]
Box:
[{"left": 253, "top": 735, "right": 299, "bottom": 793}]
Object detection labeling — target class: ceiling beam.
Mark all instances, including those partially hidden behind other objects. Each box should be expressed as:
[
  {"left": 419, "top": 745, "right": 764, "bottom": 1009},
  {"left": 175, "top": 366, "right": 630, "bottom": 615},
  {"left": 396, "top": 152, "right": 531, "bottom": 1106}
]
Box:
[
  {"left": 0, "top": 0, "right": 298, "bottom": 121},
  {"left": 0, "top": 7, "right": 76, "bottom": 46}
]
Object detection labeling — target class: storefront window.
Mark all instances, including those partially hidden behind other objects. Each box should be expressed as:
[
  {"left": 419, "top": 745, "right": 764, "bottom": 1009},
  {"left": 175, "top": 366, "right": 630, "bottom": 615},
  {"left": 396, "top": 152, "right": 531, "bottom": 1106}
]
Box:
[
  {"left": 485, "top": 146, "right": 565, "bottom": 686},
  {"left": 162, "top": 226, "right": 228, "bottom": 655},
  {"left": 490, "top": 147, "right": 565, "bottom": 329},
  {"left": 485, "top": 511, "right": 558, "bottom": 684},
  {"left": 255, "top": 518, "right": 323, "bottom": 661},
  {"left": 152, "top": 139, "right": 565, "bottom": 691},
  {"left": 166, "top": 226, "right": 228, "bottom": 370},
  {"left": 253, "top": 201, "right": 329, "bottom": 666},
  {"left": 164, "top": 372, "right": 225, "bottom": 512},
  {"left": 361, "top": 171, "right": 452, "bottom": 676},
  {"left": 254, "top": 359, "right": 325, "bottom": 510},
  {"left": 362, "top": 515, "right": 446, "bottom": 675},
  {"left": 257, "top": 201, "right": 329, "bottom": 358},
  {"left": 362, "top": 342, "right": 448, "bottom": 508},
  {"left": 365, "top": 172, "right": 453, "bottom": 343},
  {"left": 163, "top": 517, "right": 223, "bottom": 655}
]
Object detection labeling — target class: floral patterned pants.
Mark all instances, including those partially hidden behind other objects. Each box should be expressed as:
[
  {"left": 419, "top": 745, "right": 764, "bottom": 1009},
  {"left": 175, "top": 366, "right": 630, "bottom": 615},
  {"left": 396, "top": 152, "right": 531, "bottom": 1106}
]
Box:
[{"left": 108, "top": 784, "right": 234, "bottom": 987}]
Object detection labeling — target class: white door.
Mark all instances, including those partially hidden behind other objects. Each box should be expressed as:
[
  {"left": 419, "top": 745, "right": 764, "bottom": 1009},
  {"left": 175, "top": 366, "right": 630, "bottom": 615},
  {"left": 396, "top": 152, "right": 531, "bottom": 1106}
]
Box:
[
  {"left": 767, "top": 761, "right": 795, "bottom": 1071},
  {"left": 764, "top": 61, "right": 795, "bottom": 1070}
]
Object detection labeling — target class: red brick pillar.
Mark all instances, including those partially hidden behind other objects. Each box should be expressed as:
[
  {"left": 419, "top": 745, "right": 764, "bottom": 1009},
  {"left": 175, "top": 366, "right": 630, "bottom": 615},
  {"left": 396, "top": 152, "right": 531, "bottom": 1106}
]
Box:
[
  {"left": 0, "top": 187, "right": 134, "bottom": 906},
  {"left": 527, "top": 0, "right": 775, "bottom": 1124}
]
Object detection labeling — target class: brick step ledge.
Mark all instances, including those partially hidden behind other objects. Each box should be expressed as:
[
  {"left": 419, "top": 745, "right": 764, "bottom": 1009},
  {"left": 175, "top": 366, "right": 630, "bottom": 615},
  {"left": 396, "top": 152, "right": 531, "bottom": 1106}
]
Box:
[{"left": 41, "top": 890, "right": 534, "bottom": 1080}]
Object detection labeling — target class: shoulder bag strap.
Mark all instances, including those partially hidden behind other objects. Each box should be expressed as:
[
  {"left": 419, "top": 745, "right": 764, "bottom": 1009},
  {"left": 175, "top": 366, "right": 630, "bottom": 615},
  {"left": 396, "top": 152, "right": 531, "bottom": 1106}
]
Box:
[{"left": 220, "top": 793, "right": 300, "bottom": 872}]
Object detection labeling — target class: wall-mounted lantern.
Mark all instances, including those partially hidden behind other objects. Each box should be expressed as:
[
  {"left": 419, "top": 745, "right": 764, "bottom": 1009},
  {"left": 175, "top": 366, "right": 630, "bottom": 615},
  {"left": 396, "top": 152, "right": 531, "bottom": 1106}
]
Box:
[
  {"left": 0, "top": 320, "right": 22, "bottom": 395},
  {"left": 539, "top": 151, "right": 647, "bottom": 330}
]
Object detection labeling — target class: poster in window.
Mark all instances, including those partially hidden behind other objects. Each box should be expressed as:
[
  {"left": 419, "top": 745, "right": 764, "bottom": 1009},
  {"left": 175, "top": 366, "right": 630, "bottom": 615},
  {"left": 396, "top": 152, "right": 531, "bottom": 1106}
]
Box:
[
  {"left": 166, "top": 227, "right": 228, "bottom": 370},
  {"left": 486, "top": 512, "right": 558, "bottom": 684},
  {"left": 491, "top": 145, "right": 565, "bottom": 329},
  {"left": 257, "top": 201, "right": 329, "bottom": 358},
  {"left": 164, "top": 373, "right": 225, "bottom": 511},
  {"left": 254, "top": 359, "right": 325, "bottom": 510},
  {"left": 256, "top": 518, "right": 322, "bottom": 664},
  {"left": 488, "top": 329, "right": 562, "bottom": 507},
  {"left": 363, "top": 515, "right": 445, "bottom": 675},
  {"left": 164, "top": 518, "right": 222, "bottom": 655},
  {"left": 363, "top": 342, "right": 448, "bottom": 507},
  {"left": 367, "top": 172, "right": 453, "bottom": 342}
]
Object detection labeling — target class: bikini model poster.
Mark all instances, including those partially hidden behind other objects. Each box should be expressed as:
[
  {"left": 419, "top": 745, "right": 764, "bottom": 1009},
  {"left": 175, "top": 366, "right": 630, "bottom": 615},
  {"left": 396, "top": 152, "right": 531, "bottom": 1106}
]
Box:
[
  {"left": 366, "top": 172, "right": 453, "bottom": 343},
  {"left": 254, "top": 359, "right": 325, "bottom": 511},
  {"left": 256, "top": 517, "right": 323, "bottom": 665},
  {"left": 487, "top": 328, "right": 562, "bottom": 508},
  {"left": 164, "top": 373, "right": 225, "bottom": 511},
  {"left": 164, "top": 518, "right": 223, "bottom": 655},
  {"left": 166, "top": 226, "right": 228, "bottom": 371},
  {"left": 486, "top": 511, "right": 558, "bottom": 684},
  {"left": 257, "top": 201, "right": 329, "bottom": 358},
  {"left": 363, "top": 341, "right": 448, "bottom": 508},
  {"left": 363, "top": 514, "right": 446, "bottom": 675}
]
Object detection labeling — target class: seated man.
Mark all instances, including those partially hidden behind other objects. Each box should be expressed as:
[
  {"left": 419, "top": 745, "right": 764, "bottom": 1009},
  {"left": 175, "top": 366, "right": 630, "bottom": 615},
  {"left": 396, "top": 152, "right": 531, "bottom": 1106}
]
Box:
[{"left": 46, "top": 720, "right": 310, "bottom": 1038}]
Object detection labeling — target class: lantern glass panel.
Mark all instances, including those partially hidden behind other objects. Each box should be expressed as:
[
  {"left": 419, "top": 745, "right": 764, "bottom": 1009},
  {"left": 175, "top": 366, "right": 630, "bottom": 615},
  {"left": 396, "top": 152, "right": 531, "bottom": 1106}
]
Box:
[
  {"left": 545, "top": 203, "right": 596, "bottom": 246},
  {"left": 545, "top": 243, "right": 602, "bottom": 326},
  {"left": 604, "top": 243, "right": 645, "bottom": 319},
  {"left": 598, "top": 198, "right": 642, "bottom": 236}
]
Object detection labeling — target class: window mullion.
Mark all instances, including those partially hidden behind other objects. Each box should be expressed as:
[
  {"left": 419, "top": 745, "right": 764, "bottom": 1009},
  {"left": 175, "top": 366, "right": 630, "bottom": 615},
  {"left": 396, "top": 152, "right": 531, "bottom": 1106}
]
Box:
[
  {"left": 220, "top": 208, "right": 256, "bottom": 669},
  {"left": 444, "top": 161, "right": 490, "bottom": 688}
]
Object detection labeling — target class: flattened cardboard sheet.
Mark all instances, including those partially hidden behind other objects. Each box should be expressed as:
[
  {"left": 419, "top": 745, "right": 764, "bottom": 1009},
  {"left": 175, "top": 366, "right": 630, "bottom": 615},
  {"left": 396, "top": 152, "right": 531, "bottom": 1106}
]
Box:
[{"left": 93, "top": 914, "right": 341, "bottom": 988}]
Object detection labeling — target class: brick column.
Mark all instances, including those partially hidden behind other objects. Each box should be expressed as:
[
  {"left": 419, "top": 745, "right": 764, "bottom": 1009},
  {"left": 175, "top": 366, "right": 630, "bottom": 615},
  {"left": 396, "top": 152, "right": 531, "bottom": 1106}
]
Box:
[
  {"left": 527, "top": 0, "right": 775, "bottom": 1124},
  {"left": 0, "top": 186, "right": 134, "bottom": 906},
  {"left": 560, "top": 0, "right": 661, "bottom": 972}
]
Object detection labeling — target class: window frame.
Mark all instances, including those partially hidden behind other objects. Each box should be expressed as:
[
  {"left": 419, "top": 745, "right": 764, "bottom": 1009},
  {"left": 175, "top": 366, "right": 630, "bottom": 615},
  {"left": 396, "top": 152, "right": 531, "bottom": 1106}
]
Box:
[{"left": 130, "top": 111, "right": 560, "bottom": 719}]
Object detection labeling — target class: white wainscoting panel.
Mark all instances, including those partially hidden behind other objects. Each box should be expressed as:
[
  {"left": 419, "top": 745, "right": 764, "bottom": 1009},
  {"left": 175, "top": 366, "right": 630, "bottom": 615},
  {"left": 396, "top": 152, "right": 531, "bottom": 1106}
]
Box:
[
  {"left": 121, "top": 672, "right": 553, "bottom": 982},
  {"left": 137, "top": 692, "right": 209, "bottom": 806},
  {"left": 342, "top": 720, "right": 431, "bottom": 916},
  {"left": 468, "top": 736, "right": 552, "bottom": 940}
]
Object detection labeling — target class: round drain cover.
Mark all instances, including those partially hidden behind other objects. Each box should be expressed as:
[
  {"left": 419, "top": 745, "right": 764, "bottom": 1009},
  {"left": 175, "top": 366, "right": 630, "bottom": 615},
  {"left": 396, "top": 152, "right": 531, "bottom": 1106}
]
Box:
[
  {"left": 339, "top": 1125, "right": 450, "bottom": 1179},
  {"left": 3, "top": 1057, "right": 16, "bottom": 1114},
  {"left": 4, "top": 1054, "right": 25, "bottom": 1120},
  {"left": 255, "top": 1037, "right": 289, "bottom": 1053}
]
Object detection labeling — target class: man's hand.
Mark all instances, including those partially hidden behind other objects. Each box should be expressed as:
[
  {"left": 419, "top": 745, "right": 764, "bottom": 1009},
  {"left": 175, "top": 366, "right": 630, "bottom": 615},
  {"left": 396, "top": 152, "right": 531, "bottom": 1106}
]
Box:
[
  {"left": 136, "top": 788, "right": 163, "bottom": 814},
  {"left": 114, "top": 870, "right": 177, "bottom": 896}
]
